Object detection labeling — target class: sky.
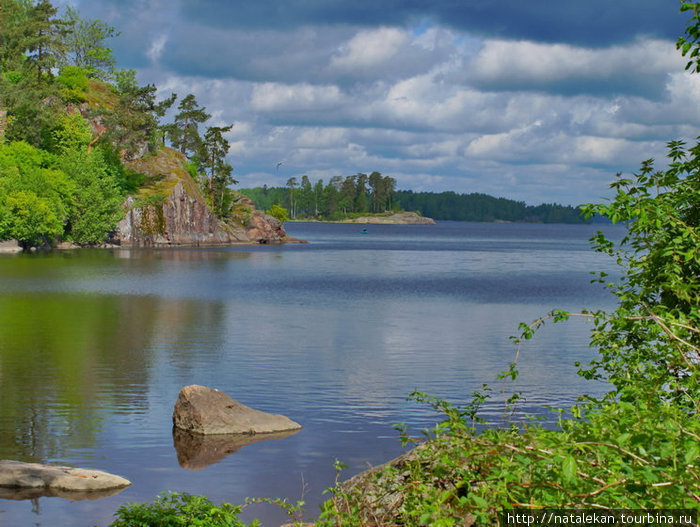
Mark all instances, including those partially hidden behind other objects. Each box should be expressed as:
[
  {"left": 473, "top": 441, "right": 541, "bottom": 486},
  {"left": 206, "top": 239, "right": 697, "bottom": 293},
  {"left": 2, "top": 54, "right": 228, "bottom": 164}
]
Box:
[{"left": 55, "top": 0, "right": 700, "bottom": 205}]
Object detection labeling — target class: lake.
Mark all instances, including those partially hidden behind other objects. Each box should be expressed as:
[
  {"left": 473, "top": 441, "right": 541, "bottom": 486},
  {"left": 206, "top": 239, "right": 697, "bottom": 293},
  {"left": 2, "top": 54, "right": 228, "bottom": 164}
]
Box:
[{"left": 0, "top": 221, "right": 623, "bottom": 526}]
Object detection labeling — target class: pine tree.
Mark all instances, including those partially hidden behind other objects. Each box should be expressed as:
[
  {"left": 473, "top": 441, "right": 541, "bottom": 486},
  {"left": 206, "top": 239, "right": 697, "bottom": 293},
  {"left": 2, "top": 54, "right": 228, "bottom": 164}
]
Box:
[
  {"left": 170, "top": 94, "right": 210, "bottom": 158},
  {"left": 202, "top": 124, "right": 237, "bottom": 217},
  {"left": 102, "top": 70, "right": 176, "bottom": 159},
  {"left": 23, "top": 0, "right": 67, "bottom": 82}
]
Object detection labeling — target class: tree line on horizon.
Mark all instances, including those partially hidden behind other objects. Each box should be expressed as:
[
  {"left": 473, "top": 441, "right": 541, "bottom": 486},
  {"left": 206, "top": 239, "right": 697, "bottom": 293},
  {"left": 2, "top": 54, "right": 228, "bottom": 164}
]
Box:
[
  {"left": 241, "top": 172, "right": 397, "bottom": 221},
  {"left": 395, "top": 190, "right": 588, "bottom": 223},
  {"left": 241, "top": 180, "right": 588, "bottom": 223}
]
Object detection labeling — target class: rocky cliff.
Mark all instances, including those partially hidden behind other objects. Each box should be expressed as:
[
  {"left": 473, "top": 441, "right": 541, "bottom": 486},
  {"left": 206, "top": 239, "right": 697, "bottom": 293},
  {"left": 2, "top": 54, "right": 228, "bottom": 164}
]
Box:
[{"left": 113, "top": 148, "right": 289, "bottom": 246}]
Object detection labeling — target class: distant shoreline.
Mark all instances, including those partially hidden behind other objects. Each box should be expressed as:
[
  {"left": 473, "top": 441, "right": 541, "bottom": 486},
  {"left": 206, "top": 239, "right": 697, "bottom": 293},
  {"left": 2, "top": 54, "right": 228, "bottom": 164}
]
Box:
[{"left": 288, "top": 211, "right": 436, "bottom": 225}]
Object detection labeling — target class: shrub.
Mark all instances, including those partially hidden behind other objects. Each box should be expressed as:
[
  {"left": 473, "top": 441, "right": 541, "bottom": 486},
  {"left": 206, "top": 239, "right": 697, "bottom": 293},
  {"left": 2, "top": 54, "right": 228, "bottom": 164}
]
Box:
[
  {"left": 266, "top": 204, "right": 289, "bottom": 222},
  {"left": 108, "top": 492, "right": 254, "bottom": 527}
]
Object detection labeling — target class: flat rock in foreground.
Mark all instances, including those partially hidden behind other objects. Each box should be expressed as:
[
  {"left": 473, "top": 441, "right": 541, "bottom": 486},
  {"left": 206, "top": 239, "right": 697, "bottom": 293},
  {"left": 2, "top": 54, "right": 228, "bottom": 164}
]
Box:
[
  {"left": 0, "top": 460, "right": 131, "bottom": 499},
  {"left": 173, "top": 384, "right": 302, "bottom": 436}
]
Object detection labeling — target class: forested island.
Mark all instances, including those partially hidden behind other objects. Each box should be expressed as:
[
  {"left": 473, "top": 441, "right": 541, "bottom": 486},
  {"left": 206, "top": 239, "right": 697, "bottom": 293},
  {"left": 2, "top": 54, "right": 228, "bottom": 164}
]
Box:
[{"left": 241, "top": 181, "right": 587, "bottom": 223}]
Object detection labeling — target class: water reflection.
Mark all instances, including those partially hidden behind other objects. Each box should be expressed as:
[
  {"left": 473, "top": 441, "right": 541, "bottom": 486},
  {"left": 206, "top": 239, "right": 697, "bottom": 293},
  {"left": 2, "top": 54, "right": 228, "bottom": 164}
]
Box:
[
  {"left": 0, "top": 485, "right": 128, "bottom": 501},
  {"left": 0, "top": 292, "right": 226, "bottom": 463},
  {"left": 173, "top": 428, "right": 301, "bottom": 470}
]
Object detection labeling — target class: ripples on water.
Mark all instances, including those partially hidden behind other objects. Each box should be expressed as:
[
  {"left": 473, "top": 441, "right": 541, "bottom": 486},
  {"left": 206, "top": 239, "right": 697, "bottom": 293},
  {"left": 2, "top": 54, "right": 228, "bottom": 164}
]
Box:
[{"left": 0, "top": 221, "right": 624, "bottom": 526}]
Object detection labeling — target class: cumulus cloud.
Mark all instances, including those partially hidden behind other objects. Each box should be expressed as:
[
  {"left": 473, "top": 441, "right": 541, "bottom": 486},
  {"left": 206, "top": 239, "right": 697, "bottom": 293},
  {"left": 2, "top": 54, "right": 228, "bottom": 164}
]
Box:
[
  {"left": 463, "top": 38, "right": 684, "bottom": 98},
  {"left": 250, "top": 83, "right": 344, "bottom": 112},
  {"left": 331, "top": 27, "right": 409, "bottom": 70}
]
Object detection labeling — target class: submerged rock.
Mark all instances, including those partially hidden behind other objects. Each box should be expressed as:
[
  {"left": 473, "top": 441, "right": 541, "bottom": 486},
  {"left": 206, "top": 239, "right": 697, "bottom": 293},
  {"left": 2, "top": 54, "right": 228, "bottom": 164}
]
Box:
[
  {"left": 172, "top": 385, "right": 302, "bottom": 436},
  {"left": 0, "top": 460, "right": 131, "bottom": 499}
]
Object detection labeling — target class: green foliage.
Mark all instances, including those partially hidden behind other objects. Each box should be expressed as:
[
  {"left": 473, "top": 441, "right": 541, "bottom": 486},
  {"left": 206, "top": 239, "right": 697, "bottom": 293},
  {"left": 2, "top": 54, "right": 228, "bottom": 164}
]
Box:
[
  {"left": 101, "top": 80, "right": 176, "bottom": 159},
  {"left": 1, "top": 69, "right": 64, "bottom": 148},
  {"left": 22, "top": 0, "right": 68, "bottom": 81},
  {"left": 62, "top": 5, "right": 118, "bottom": 80},
  {"left": 0, "top": 140, "right": 127, "bottom": 247},
  {"left": 98, "top": 144, "right": 146, "bottom": 194},
  {"left": 201, "top": 124, "right": 237, "bottom": 218},
  {"left": 57, "top": 148, "right": 124, "bottom": 244},
  {"left": 241, "top": 180, "right": 584, "bottom": 223},
  {"left": 55, "top": 65, "right": 90, "bottom": 102},
  {"left": 50, "top": 111, "right": 92, "bottom": 153},
  {"left": 316, "top": 149, "right": 699, "bottom": 526},
  {"left": 184, "top": 158, "right": 201, "bottom": 181},
  {"left": 112, "top": 68, "right": 138, "bottom": 94},
  {"left": 108, "top": 492, "right": 254, "bottom": 527},
  {"left": 0, "top": 189, "right": 63, "bottom": 249},
  {"left": 580, "top": 143, "right": 699, "bottom": 411},
  {"left": 0, "top": 141, "right": 73, "bottom": 247},
  {"left": 266, "top": 204, "right": 289, "bottom": 222}
]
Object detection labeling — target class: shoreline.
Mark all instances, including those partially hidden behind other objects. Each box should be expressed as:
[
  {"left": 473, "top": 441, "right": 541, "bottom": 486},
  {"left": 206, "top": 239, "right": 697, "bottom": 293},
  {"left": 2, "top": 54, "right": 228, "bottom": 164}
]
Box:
[{"left": 0, "top": 236, "right": 307, "bottom": 253}]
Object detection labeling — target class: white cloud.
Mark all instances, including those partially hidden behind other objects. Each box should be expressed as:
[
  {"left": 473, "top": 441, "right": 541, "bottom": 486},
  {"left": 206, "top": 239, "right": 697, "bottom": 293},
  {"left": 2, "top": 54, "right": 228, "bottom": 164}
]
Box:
[
  {"left": 469, "top": 38, "right": 681, "bottom": 85},
  {"left": 330, "top": 27, "right": 410, "bottom": 70},
  {"left": 147, "top": 34, "right": 168, "bottom": 62},
  {"left": 250, "top": 83, "right": 344, "bottom": 112}
]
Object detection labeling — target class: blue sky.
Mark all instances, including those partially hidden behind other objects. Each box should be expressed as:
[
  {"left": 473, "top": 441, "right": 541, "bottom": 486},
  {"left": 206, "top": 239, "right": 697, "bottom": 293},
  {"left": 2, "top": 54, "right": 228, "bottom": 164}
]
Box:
[{"left": 57, "top": 0, "right": 699, "bottom": 205}]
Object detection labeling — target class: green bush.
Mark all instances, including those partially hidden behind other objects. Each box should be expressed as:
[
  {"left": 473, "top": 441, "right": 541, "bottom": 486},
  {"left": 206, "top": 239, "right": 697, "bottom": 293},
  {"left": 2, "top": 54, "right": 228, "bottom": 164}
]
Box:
[
  {"left": 56, "top": 65, "right": 90, "bottom": 103},
  {"left": 108, "top": 492, "right": 255, "bottom": 527},
  {"left": 266, "top": 204, "right": 289, "bottom": 222}
]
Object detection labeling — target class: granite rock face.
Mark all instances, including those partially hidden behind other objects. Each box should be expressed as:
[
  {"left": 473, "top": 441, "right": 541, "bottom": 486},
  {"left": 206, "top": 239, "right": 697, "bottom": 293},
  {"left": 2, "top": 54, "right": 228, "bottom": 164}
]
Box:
[
  {"left": 114, "top": 148, "right": 287, "bottom": 246},
  {"left": 172, "top": 385, "right": 302, "bottom": 436},
  {"left": 116, "top": 182, "right": 248, "bottom": 246},
  {"left": 0, "top": 460, "right": 131, "bottom": 499}
]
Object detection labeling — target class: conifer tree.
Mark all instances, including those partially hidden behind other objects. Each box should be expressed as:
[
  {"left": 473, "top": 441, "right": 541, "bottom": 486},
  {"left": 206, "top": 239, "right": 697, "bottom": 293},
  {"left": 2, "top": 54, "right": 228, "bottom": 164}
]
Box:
[
  {"left": 202, "top": 124, "right": 237, "bottom": 217},
  {"left": 170, "top": 94, "right": 210, "bottom": 158},
  {"left": 103, "top": 70, "right": 176, "bottom": 158},
  {"left": 23, "top": 0, "right": 67, "bottom": 81}
]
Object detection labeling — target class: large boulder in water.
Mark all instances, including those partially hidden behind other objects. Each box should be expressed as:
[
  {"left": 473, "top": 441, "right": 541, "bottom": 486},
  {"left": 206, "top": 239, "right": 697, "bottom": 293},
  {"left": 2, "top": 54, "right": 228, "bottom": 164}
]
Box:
[
  {"left": 172, "top": 385, "right": 302, "bottom": 436},
  {"left": 0, "top": 460, "right": 131, "bottom": 499}
]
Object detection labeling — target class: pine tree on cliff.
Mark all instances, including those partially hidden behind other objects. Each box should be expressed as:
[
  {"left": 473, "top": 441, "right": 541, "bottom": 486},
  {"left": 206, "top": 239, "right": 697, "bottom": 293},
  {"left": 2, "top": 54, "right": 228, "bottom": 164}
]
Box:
[
  {"left": 167, "top": 93, "right": 210, "bottom": 159},
  {"left": 102, "top": 69, "right": 176, "bottom": 159},
  {"left": 203, "top": 124, "right": 238, "bottom": 218}
]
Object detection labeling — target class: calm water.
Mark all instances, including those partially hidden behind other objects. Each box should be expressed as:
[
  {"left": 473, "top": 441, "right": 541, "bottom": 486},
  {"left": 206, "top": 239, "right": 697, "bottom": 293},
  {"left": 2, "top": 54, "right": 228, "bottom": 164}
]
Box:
[{"left": 0, "top": 221, "right": 623, "bottom": 526}]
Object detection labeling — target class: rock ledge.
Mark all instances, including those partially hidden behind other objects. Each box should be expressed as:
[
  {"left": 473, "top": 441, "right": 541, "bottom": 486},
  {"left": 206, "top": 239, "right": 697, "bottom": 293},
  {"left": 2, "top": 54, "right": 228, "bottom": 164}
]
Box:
[{"left": 0, "top": 460, "right": 131, "bottom": 499}]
